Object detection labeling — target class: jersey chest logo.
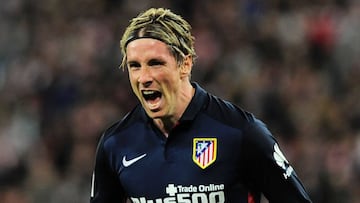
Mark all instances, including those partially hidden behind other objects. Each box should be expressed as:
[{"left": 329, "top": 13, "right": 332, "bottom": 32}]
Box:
[{"left": 192, "top": 138, "right": 217, "bottom": 169}]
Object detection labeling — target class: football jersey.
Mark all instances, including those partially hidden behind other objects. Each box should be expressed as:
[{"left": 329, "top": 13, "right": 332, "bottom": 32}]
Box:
[{"left": 90, "top": 83, "right": 312, "bottom": 203}]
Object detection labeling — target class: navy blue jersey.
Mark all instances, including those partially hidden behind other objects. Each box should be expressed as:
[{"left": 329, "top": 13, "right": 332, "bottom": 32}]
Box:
[{"left": 90, "top": 83, "right": 312, "bottom": 203}]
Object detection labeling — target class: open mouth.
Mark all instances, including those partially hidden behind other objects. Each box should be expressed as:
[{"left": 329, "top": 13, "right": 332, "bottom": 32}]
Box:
[
  {"left": 142, "top": 90, "right": 162, "bottom": 100},
  {"left": 142, "top": 90, "right": 162, "bottom": 110}
]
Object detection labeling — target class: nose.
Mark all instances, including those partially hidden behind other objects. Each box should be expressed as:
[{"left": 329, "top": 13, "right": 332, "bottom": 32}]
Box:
[{"left": 138, "top": 67, "right": 152, "bottom": 87}]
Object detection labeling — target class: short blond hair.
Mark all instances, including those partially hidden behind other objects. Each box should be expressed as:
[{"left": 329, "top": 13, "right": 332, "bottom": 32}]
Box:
[{"left": 120, "top": 8, "right": 196, "bottom": 69}]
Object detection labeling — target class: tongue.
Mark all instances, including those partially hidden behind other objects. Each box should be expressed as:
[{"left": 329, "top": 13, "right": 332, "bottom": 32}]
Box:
[{"left": 146, "top": 96, "right": 162, "bottom": 110}]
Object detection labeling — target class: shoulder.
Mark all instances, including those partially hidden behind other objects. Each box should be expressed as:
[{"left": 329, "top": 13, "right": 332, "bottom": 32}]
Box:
[
  {"left": 100, "top": 104, "right": 144, "bottom": 144},
  {"left": 204, "top": 93, "right": 275, "bottom": 147},
  {"left": 204, "top": 93, "right": 256, "bottom": 130}
]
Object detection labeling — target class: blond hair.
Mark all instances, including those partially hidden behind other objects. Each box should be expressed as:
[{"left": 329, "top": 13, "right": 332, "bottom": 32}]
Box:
[{"left": 120, "top": 8, "right": 196, "bottom": 69}]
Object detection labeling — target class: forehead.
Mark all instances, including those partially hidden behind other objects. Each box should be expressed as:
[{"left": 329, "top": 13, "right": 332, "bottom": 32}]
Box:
[{"left": 126, "top": 38, "right": 173, "bottom": 60}]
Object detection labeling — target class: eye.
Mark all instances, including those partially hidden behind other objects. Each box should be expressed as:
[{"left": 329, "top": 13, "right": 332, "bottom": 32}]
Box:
[
  {"left": 148, "top": 59, "right": 165, "bottom": 67},
  {"left": 127, "top": 61, "right": 140, "bottom": 69}
]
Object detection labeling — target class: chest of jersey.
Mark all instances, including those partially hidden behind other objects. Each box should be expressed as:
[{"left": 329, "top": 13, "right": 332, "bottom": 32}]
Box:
[{"left": 108, "top": 115, "right": 252, "bottom": 202}]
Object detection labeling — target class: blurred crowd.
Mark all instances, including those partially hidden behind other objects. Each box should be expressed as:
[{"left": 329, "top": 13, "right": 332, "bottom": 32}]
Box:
[{"left": 0, "top": 0, "right": 359, "bottom": 202}]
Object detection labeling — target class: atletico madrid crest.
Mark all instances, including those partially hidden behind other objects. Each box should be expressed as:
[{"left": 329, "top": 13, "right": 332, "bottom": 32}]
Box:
[{"left": 193, "top": 138, "right": 217, "bottom": 169}]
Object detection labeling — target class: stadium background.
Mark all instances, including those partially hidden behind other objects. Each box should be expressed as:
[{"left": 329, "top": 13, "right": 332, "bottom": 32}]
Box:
[{"left": 0, "top": 0, "right": 359, "bottom": 202}]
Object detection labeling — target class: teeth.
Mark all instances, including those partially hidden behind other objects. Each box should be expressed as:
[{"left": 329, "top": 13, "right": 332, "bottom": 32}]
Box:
[{"left": 142, "top": 90, "right": 156, "bottom": 95}]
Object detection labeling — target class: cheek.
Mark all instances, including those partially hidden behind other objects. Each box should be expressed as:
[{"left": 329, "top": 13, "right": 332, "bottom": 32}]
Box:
[
  {"left": 128, "top": 70, "right": 140, "bottom": 84},
  {"left": 159, "top": 69, "right": 181, "bottom": 83}
]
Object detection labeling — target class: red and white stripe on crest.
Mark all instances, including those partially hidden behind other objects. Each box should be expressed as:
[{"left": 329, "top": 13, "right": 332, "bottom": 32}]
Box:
[
  {"left": 197, "top": 141, "right": 214, "bottom": 166},
  {"left": 193, "top": 138, "right": 217, "bottom": 169}
]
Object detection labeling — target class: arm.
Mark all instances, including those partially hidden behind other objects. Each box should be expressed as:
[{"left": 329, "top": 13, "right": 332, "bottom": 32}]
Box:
[
  {"left": 90, "top": 135, "right": 126, "bottom": 203},
  {"left": 241, "top": 119, "right": 312, "bottom": 203}
]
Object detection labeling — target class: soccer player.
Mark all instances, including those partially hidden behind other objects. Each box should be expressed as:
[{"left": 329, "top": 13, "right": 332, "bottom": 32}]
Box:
[{"left": 90, "top": 7, "right": 312, "bottom": 203}]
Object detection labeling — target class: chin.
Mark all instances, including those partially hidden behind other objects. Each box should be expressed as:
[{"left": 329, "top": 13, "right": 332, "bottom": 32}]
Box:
[{"left": 145, "top": 109, "right": 165, "bottom": 119}]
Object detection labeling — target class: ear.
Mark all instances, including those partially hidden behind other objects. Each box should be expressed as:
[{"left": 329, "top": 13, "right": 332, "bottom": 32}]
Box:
[{"left": 180, "top": 55, "right": 193, "bottom": 78}]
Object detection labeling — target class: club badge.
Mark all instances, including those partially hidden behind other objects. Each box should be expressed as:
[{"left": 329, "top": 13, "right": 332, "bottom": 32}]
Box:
[{"left": 193, "top": 138, "right": 217, "bottom": 169}]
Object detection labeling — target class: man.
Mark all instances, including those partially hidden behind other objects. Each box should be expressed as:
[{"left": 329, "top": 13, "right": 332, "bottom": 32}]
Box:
[{"left": 90, "top": 8, "right": 312, "bottom": 203}]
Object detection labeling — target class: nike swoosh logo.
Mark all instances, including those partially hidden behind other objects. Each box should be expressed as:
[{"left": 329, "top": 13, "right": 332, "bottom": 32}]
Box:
[{"left": 122, "top": 154, "right": 147, "bottom": 167}]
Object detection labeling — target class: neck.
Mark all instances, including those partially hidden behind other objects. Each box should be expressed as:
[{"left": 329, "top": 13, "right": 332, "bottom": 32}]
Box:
[
  {"left": 154, "top": 82, "right": 195, "bottom": 137},
  {"left": 153, "top": 118, "right": 176, "bottom": 137}
]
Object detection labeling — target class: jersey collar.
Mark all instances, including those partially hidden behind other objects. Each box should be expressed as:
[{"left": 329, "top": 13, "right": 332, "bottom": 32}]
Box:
[{"left": 178, "top": 82, "right": 208, "bottom": 122}]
